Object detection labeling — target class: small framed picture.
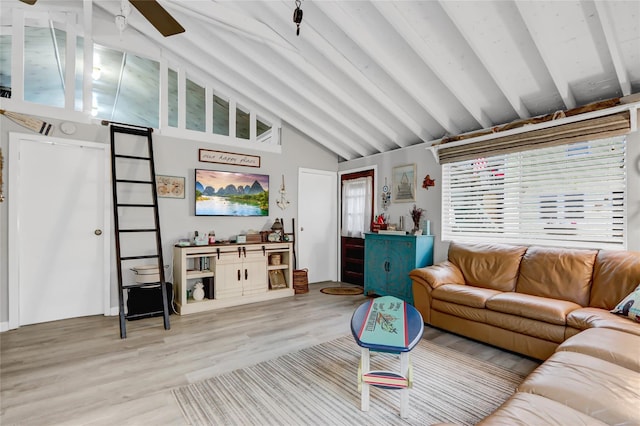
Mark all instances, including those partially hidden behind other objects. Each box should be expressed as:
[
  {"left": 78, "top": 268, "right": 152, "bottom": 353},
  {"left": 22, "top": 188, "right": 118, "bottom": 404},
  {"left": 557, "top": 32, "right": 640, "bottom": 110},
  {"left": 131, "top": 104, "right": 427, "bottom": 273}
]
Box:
[
  {"left": 156, "top": 175, "right": 185, "bottom": 199},
  {"left": 269, "top": 270, "right": 287, "bottom": 289},
  {"left": 392, "top": 164, "right": 416, "bottom": 203}
]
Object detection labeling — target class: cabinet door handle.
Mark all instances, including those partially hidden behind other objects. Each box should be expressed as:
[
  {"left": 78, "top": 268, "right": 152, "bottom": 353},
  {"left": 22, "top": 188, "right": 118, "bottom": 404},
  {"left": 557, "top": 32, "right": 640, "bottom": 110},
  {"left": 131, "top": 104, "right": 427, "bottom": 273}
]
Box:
[
  {"left": 238, "top": 247, "right": 242, "bottom": 258},
  {"left": 245, "top": 269, "right": 248, "bottom": 280},
  {"left": 243, "top": 247, "right": 246, "bottom": 257},
  {"left": 237, "top": 269, "right": 241, "bottom": 281}
]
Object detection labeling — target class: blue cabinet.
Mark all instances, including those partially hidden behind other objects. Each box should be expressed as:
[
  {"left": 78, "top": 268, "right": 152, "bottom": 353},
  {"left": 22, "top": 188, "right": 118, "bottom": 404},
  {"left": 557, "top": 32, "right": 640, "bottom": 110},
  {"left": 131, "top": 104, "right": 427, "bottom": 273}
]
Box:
[{"left": 364, "top": 233, "right": 434, "bottom": 304}]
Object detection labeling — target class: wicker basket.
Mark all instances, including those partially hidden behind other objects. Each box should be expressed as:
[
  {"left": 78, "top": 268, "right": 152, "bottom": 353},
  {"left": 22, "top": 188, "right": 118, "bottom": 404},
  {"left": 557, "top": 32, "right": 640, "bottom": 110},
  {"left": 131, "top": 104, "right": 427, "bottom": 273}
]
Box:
[{"left": 292, "top": 269, "right": 309, "bottom": 294}]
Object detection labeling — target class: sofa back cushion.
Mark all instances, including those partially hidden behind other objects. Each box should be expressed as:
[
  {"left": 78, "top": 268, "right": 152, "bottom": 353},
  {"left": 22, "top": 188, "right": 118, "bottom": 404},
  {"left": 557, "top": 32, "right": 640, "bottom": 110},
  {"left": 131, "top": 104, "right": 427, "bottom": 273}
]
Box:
[
  {"left": 590, "top": 250, "right": 640, "bottom": 309},
  {"left": 516, "top": 246, "right": 597, "bottom": 306},
  {"left": 448, "top": 242, "right": 527, "bottom": 291}
]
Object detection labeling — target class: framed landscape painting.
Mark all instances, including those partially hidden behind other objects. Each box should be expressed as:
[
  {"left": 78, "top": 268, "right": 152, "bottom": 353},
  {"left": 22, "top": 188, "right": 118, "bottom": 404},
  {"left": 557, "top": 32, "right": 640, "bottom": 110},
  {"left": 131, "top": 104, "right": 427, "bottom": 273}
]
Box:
[{"left": 195, "top": 169, "right": 269, "bottom": 216}]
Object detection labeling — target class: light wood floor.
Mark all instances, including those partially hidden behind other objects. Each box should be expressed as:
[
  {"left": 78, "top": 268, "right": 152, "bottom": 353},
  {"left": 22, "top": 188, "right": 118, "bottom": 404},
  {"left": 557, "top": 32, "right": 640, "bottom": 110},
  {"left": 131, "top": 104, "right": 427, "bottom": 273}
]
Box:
[{"left": 1, "top": 283, "right": 539, "bottom": 425}]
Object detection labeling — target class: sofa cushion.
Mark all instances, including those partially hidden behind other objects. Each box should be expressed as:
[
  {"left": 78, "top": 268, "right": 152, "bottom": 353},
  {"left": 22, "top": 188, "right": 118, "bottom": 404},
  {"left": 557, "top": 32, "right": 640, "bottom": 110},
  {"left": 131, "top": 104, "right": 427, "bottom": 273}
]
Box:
[
  {"left": 515, "top": 246, "right": 597, "bottom": 306},
  {"left": 484, "top": 310, "right": 566, "bottom": 343},
  {"left": 590, "top": 249, "right": 640, "bottom": 309},
  {"left": 518, "top": 351, "right": 640, "bottom": 425},
  {"left": 486, "top": 293, "right": 581, "bottom": 325},
  {"left": 478, "top": 392, "right": 607, "bottom": 426},
  {"left": 431, "top": 300, "right": 488, "bottom": 323},
  {"left": 432, "top": 284, "right": 502, "bottom": 308},
  {"left": 566, "top": 307, "right": 640, "bottom": 336},
  {"left": 610, "top": 283, "right": 640, "bottom": 322},
  {"left": 448, "top": 242, "right": 527, "bottom": 292},
  {"left": 557, "top": 328, "right": 640, "bottom": 372}
]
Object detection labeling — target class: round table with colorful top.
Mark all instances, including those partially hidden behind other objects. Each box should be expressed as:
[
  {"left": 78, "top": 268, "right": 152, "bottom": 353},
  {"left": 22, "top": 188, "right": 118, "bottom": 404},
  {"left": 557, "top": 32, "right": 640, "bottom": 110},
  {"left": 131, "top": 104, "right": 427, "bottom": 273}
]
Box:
[{"left": 350, "top": 295, "right": 425, "bottom": 418}]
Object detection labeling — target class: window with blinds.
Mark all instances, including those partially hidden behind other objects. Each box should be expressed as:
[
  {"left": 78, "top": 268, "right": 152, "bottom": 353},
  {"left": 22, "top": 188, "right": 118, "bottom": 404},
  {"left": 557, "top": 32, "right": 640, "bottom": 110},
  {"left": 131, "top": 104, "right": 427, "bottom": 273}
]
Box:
[{"left": 442, "top": 136, "right": 627, "bottom": 249}]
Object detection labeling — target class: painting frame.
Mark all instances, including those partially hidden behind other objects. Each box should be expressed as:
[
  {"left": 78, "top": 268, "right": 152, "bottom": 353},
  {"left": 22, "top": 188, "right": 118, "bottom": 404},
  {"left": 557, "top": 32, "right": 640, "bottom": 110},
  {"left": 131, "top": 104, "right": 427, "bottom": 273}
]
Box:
[
  {"left": 199, "top": 149, "right": 261, "bottom": 168},
  {"left": 195, "top": 169, "right": 269, "bottom": 216},
  {"left": 392, "top": 164, "right": 416, "bottom": 203},
  {"left": 156, "top": 175, "right": 185, "bottom": 199}
]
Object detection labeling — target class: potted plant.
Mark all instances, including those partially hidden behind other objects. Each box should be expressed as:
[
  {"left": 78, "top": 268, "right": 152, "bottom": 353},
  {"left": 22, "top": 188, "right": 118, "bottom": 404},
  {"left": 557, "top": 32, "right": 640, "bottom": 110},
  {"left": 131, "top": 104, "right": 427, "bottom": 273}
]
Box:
[{"left": 410, "top": 204, "right": 424, "bottom": 234}]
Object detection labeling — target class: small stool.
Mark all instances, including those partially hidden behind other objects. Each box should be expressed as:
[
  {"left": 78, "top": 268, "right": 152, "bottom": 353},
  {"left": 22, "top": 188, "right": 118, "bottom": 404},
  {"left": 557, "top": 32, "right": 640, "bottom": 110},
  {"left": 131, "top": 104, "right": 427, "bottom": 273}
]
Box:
[{"left": 350, "top": 296, "right": 424, "bottom": 418}]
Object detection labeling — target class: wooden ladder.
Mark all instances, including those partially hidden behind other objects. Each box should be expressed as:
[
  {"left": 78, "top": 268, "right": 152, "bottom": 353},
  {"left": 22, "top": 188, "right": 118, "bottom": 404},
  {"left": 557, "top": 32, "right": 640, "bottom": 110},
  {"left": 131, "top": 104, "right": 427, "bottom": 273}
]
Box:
[{"left": 106, "top": 121, "right": 170, "bottom": 338}]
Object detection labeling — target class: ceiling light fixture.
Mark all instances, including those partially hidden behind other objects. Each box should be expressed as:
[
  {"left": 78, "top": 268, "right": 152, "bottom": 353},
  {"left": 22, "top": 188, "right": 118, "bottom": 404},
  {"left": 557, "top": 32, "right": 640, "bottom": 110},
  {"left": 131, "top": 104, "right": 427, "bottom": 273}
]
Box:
[{"left": 293, "top": 0, "right": 303, "bottom": 36}]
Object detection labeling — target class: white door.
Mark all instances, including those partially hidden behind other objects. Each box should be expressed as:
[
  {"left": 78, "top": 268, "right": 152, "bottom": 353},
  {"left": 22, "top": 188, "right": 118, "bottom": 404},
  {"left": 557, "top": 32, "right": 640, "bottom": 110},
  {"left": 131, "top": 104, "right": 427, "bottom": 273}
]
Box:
[
  {"left": 9, "top": 134, "right": 109, "bottom": 327},
  {"left": 298, "top": 168, "right": 337, "bottom": 283}
]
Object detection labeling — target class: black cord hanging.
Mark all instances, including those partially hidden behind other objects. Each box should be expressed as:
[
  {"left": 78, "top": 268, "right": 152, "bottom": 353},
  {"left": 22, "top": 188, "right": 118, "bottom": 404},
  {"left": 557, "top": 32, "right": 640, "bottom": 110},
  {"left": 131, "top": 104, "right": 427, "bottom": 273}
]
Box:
[{"left": 293, "top": 0, "right": 303, "bottom": 36}]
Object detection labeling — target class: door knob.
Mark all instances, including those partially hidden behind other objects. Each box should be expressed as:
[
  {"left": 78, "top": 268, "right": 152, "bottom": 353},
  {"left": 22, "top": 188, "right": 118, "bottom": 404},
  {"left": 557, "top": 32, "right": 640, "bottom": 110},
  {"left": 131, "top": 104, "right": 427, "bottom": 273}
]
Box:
[
  {"left": 301, "top": 227, "right": 304, "bottom": 231},
  {"left": 94, "top": 229, "right": 102, "bottom": 236}
]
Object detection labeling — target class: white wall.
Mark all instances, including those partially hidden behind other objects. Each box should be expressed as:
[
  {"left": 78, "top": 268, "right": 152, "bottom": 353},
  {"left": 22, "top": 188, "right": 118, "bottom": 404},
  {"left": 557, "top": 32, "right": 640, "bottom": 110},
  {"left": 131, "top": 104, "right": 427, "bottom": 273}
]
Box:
[{"left": 0, "top": 115, "right": 337, "bottom": 324}]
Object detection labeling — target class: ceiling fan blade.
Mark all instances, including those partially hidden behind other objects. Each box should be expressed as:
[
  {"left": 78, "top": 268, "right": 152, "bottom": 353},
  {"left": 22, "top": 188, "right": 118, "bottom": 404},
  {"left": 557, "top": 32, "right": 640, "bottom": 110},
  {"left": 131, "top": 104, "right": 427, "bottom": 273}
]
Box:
[
  {"left": 129, "top": 0, "right": 185, "bottom": 37},
  {"left": 19, "top": 0, "right": 38, "bottom": 5}
]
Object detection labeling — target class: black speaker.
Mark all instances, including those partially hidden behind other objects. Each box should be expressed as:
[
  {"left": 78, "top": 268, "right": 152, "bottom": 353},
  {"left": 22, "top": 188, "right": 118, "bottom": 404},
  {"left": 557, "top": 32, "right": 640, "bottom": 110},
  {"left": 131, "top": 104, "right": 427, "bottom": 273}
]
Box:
[{"left": 127, "top": 282, "right": 173, "bottom": 320}]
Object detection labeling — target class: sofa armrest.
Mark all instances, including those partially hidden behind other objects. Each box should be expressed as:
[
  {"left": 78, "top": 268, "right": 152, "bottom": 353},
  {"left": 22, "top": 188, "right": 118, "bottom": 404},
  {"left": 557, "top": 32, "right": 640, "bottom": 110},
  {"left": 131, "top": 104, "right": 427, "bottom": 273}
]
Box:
[
  {"left": 410, "top": 261, "right": 465, "bottom": 324},
  {"left": 410, "top": 261, "right": 466, "bottom": 290}
]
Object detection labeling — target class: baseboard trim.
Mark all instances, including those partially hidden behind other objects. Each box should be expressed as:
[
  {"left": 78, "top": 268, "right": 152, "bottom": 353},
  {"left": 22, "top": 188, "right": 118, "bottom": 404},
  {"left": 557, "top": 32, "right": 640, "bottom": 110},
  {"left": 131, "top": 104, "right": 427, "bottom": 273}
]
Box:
[
  {"left": 0, "top": 321, "right": 9, "bottom": 332},
  {"left": 109, "top": 307, "right": 119, "bottom": 316}
]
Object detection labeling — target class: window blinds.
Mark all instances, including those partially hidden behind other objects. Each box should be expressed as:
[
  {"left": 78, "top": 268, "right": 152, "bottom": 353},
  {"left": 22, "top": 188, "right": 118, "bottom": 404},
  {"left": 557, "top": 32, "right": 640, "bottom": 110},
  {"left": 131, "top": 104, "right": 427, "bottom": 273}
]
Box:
[
  {"left": 442, "top": 136, "right": 627, "bottom": 249},
  {"left": 437, "top": 111, "right": 631, "bottom": 164}
]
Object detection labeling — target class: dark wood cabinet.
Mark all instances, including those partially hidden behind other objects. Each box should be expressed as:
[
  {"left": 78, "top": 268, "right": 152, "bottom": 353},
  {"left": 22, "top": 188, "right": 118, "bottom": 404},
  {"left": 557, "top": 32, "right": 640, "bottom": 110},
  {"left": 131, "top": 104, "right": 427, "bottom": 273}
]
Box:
[{"left": 341, "top": 237, "right": 365, "bottom": 285}]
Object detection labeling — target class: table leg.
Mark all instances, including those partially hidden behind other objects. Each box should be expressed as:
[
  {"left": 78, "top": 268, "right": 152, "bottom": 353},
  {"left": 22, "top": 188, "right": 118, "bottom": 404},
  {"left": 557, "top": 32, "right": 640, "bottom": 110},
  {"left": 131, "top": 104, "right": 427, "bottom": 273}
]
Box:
[
  {"left": 400, "top": 352, "right": 409, "bottom": 418},
  {"left": 361, "top": 347, "right": 370, "bottom": 411}
]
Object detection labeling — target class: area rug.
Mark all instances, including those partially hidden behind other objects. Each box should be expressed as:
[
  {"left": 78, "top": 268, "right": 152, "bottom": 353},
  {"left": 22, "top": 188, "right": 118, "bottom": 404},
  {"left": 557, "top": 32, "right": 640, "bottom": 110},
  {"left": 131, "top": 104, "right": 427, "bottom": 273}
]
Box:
[
  {"left": 172, "top": 335, "right": 525, "bottom": 425},
  {"left": 320, "top": 287, "right": 364, "bottom": 295}
]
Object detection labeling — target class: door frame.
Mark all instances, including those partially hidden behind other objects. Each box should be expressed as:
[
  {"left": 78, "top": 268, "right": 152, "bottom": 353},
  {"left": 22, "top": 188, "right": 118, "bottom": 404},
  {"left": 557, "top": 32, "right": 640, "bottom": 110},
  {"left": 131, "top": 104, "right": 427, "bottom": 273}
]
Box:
[
  {"left": 338, "top": 165, "right": 377, "bottom": 281},
  {"left": 8, "top": 132, "right": 112, "bottom": 330}
]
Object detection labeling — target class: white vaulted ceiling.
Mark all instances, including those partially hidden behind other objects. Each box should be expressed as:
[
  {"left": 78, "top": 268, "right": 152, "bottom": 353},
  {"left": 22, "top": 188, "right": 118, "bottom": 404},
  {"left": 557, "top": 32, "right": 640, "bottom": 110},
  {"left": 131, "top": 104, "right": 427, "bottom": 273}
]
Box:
[{"left": 5, "top": 1, "right": 640, "bottom": 161}]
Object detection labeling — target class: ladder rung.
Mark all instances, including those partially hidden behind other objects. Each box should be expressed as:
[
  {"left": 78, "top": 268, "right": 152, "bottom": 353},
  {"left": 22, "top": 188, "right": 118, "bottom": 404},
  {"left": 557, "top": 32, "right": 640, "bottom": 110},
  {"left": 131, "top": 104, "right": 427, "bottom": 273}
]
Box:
[
  {"left": 115, "top": 179, "right": 153, "bottom": 184},
  {"left": 117, "top": 203, "right": 156, "bottom": 208},
  {"left": 126, "top": 311, "right": 165, "bottom": 320},
  {"left": 120, "top": 255, "right": 160, "bottom": 261},
  {"left": 123, "top": 282, "right": 162, "bottom": 290},
  {"left": 119, "top": 229, "right": 158, "bottom": 233},
  {"left": 115, "top": 154, "right": 151, "bottom": 161}
]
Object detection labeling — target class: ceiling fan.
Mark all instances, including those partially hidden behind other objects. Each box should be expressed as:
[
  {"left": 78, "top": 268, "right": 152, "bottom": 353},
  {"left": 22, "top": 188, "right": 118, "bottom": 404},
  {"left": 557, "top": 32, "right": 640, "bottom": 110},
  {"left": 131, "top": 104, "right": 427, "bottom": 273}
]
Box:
[{"left": 18, "top": 0, "right": 185, "bottom": 37}]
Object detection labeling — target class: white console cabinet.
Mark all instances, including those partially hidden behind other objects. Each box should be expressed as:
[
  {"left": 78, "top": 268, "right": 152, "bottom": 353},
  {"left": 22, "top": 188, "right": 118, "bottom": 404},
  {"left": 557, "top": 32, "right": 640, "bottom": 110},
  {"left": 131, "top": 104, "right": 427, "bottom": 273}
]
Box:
[{"left": 173, "top": 242, "right": 294, "bottom": 315}]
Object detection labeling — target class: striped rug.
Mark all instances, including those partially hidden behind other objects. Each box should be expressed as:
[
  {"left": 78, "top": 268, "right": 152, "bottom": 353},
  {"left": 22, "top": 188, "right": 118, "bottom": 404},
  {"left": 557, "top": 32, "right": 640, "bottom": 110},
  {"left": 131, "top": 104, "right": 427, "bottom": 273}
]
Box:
[{"left": 172, "top": 336, "right": 525, "bottom": 425}]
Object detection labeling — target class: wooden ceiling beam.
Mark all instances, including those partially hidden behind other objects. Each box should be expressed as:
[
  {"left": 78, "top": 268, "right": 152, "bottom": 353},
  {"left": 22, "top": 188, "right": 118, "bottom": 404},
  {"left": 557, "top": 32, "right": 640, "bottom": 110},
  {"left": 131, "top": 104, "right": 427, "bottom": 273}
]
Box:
[
  {"left": 313, "top": 0, "right": 460, "bottom": 136},
  {"left": 514, "top": 1, "right": 577, "bottom": 110},
  {"left": 593, "top": 1, "right": 632, "bottom": 96},
  {"left": 374, "top": 1, "right": 493, "bottom": 129},
  {"left": 438, "top": 1, "right": 530, "bottom": 120},
  {"left": 187, "top": 21, "right": 379, "bottom": 157},
  {"left": 249, "top": 1, "right": 403, "bottom": 150},
  {"left": 263, "top": 0, "right": 433, "bottom": 145}
]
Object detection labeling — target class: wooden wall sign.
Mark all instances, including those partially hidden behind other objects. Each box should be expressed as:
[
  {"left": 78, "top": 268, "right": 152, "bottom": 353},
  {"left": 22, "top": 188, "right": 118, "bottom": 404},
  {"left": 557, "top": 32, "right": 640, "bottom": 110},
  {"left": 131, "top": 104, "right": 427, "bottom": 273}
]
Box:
[{"left": 199, "top": 149, "right": 261, "bottom": 168}]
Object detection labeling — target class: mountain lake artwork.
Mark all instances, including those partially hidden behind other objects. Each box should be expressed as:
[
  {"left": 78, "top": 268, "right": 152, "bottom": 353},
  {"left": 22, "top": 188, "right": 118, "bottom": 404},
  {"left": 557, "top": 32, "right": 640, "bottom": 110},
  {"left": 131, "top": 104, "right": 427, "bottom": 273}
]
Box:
[{"left": 195, "top": 169, "right": 269, "bottom": 216}]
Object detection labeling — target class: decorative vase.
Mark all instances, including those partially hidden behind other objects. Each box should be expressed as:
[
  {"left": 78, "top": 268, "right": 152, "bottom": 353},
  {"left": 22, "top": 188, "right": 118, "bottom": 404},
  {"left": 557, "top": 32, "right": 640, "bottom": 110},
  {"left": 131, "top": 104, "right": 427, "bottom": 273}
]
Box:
[{"left": 193, "top": 282, "right": 205, "bottom": 301}]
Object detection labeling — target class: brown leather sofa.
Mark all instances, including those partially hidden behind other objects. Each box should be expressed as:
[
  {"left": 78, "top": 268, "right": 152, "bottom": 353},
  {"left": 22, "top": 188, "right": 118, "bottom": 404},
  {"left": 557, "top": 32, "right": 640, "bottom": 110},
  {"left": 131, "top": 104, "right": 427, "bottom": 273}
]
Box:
[
  {"left": 410, "top": 242, "right": 640, "bottom": 424},
  {"left": 410, "top": 242, "right": 640, "bottom": 359}
]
